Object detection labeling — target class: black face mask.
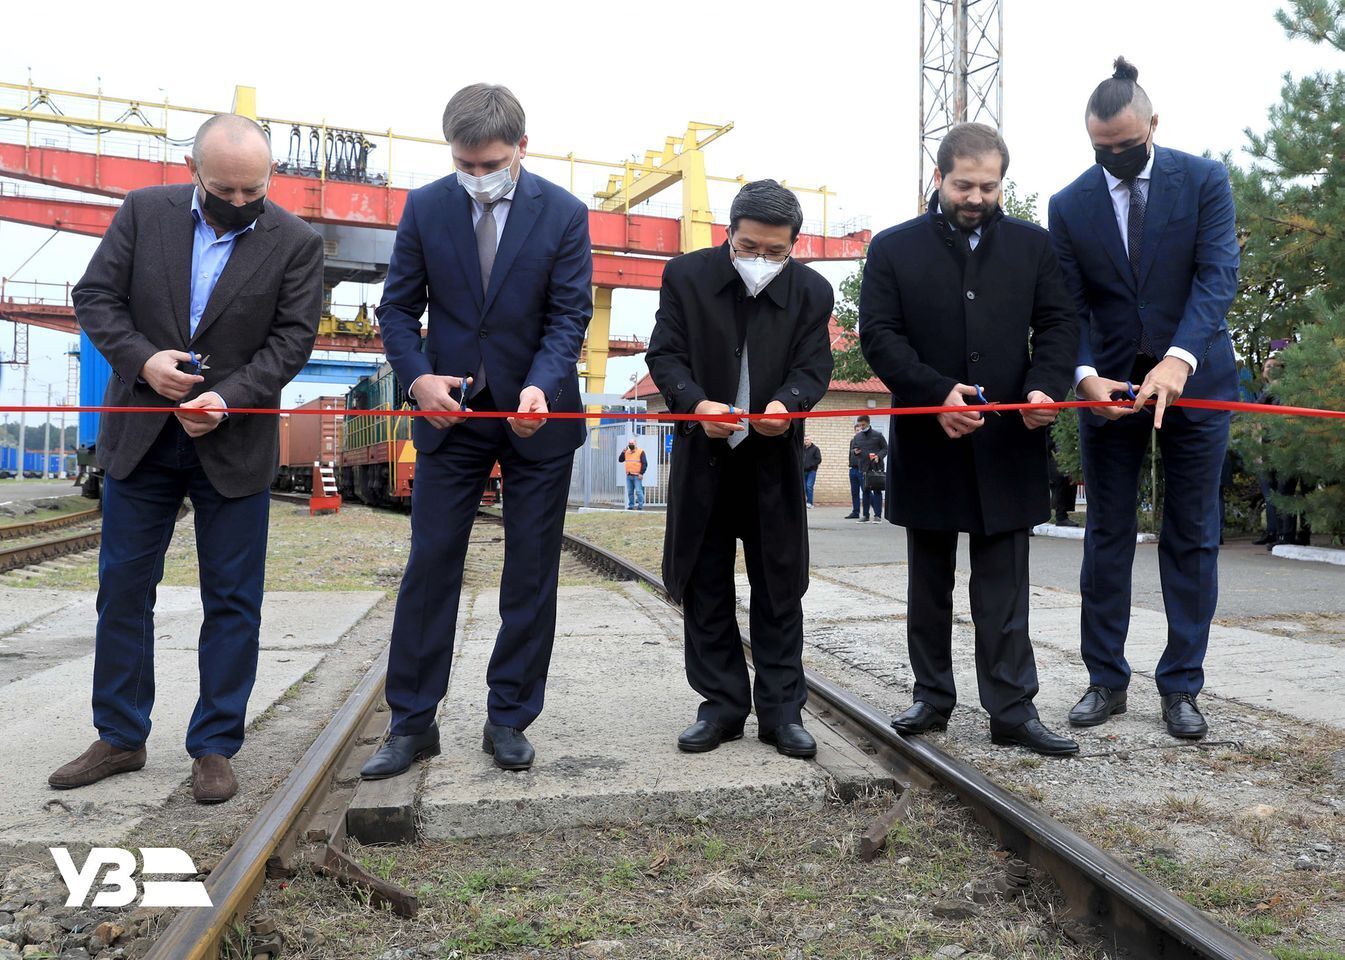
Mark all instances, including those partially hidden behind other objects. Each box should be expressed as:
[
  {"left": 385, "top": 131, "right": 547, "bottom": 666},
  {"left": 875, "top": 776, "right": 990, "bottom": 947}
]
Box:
[
  {"left": 1095, "top": 140, "right": 1150, "bottom": 181},
  {"left": 197, "top": 177, "right": 266, "bottom": 231}
]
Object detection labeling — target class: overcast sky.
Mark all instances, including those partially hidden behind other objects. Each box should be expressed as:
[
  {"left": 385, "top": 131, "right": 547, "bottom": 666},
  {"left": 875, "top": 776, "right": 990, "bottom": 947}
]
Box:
[{"left": 1, "top": 0, "right": 1339, "bottom": 423}]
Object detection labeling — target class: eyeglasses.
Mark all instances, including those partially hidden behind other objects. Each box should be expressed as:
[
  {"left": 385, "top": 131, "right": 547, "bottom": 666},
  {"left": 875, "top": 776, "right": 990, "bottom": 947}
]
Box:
[{"left": 730, "top": 242, "right": 793, "bottom": 264}]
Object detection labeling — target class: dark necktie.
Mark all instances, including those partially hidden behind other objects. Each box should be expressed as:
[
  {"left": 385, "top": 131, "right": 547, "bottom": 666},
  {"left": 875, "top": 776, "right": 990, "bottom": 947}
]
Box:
[
  {"left": 473, "top": 200, "right": 497, "bottom": 396},
  {"left": 1126, "top": 179, "right": 1155, "bottom": 356}
]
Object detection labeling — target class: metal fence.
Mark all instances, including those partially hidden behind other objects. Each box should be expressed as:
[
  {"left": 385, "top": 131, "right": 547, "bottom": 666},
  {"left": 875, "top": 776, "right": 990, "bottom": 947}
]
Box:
[{"left": 569, "top": 421, "right": 675, "bottom": 509}]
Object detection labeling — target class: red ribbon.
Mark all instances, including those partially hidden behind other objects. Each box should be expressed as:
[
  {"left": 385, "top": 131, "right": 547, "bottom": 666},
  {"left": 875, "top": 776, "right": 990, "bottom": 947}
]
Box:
[{"left": 1, "top": 399, "right": 1342, "bottom": 420}]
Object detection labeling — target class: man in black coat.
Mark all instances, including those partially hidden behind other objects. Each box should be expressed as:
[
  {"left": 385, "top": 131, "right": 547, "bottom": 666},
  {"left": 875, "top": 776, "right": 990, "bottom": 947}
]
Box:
[
  {"left": 648, "top": 180, "right": 834, "bottom": 759},
  {"left": 802, "top": 435, "right": 822, "bottom": 508},
  {"left": 859, "top": 123, "right": 1079, "bottom": 756},
  {"left": 851, "top": 415, "right": 888, "bottom": 522}
]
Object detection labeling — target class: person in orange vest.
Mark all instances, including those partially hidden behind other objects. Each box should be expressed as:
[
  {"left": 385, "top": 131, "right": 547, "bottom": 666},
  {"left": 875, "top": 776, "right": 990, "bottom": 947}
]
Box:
[{"left": 619, "top": 437, "right": 647, "bottom": 510}]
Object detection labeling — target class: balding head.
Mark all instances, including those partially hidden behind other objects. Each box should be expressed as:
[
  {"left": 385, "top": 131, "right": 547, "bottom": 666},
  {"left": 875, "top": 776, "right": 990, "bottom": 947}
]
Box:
[{"left": 186, "top": 114, "right": 273, "bottom": 228}]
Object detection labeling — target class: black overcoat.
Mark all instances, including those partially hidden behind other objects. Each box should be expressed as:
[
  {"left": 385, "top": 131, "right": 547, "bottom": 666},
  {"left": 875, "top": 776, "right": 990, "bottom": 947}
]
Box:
[
  {"left": 858, "top": 202, "right": 1078, "bottom": 534},
  {"left": 647, "top": 243, "right": 834, "bottom": 608}
]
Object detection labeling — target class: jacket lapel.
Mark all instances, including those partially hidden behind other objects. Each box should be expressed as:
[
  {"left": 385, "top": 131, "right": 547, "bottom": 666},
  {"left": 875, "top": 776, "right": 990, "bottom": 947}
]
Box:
[
  {"left": 1137, "top": 147, "right": 1185, "bottom": 289},
  {"left": 482, "top": 169, "right": 544, "bottom": 316},
  {"left": 445, "top": 181, "right": 484, "bottom": 311},
  {"left": 190, "top": 214, "right": 280, "bottom": 345},
  {"left": 161, "top": 187, "right": 196, "bottom": 347},
  {"left": 1082, "top": 167, "right": 1136, "bottom": 293}
]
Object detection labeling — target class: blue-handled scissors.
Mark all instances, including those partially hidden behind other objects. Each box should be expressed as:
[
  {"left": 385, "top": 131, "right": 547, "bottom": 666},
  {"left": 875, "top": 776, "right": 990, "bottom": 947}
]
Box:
[
  {"left": 178, "top": 353, "right": 209, "bottom": 375},
  {"left": 1111, "top": 380, "right": 1138, "bottom": 402},
  {"left": 972, "top": 384, "right": 1001, "bottom": 416}
]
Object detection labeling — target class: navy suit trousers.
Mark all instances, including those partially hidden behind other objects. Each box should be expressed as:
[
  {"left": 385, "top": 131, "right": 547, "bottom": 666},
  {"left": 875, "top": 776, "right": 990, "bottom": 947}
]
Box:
[
  {"left": 94, "top": 419, "right": 269, "bottom": 758},
  {"left": 385, "top": 412, "right": 574, "bottom": 736},
  {"left": 1078, "top": 406, "right": 1229, "bottom": 695}
]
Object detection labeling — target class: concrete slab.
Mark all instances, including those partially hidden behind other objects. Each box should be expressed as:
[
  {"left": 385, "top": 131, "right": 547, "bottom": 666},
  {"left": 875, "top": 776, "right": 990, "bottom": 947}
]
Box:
[
  {"left": 419, "top": 583, "right": 841, "bottom": 840},
  {"left": 0, "top": 590, "right": 383, "bottom": 851},
  {"left": 1271, "top": 544, "right": 1345, "bottom": 566},
  {"left": 0, "top": 588, "right": 85, "bottom": 638}
]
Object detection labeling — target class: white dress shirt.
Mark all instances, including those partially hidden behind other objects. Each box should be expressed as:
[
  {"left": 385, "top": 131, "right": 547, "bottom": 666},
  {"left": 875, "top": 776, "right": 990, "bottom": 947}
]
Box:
[{"left": 1074, "top": 147, "right": 1199, "bottom": 388}]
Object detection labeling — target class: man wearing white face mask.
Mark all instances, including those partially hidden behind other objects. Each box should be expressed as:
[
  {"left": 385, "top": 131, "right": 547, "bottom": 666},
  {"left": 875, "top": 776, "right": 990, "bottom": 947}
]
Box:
[
  {"left": 648, "top": 180, "right": 834, "bottom": 759},
  {"left": 362, "top": 83, "right": 593, "bottom": 780}
]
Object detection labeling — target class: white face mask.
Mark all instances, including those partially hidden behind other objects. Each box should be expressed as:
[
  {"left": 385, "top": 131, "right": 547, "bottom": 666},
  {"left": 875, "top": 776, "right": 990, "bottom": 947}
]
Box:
[
  {"left": 731, "top": 246, "right": 787, "bottom": 298},
  {"left": 457, "top": 148, "right": 518, "bottom": 204}
]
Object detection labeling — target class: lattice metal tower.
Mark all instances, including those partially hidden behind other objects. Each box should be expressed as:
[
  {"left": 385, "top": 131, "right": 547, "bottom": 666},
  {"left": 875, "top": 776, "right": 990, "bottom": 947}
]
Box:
[{"left": 919, "top": 0, "right": 1004, "bottom": 208}]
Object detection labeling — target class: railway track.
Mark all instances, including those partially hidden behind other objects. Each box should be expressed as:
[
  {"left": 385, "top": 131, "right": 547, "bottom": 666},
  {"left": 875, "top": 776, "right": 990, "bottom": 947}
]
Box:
[
  {"left": 0, "top": 506, "right": 102, "bottom": 574},
  {"left": 145, "top": 509, "right": 1271, "bottom": 960}
]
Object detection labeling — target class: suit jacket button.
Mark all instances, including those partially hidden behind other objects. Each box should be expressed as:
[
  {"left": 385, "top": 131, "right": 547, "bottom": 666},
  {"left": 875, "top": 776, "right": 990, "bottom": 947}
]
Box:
[
  {"left": 965, "top": 290, "right": 976, "bottom": 301},
  {"left": 734, "top": 348, "right": 742, "bottom": 357},
  {"left": 677, "top": 382, "right": 686, "bottom": 390},
  {"left": 970, "top": 352, "right": 981, "bottom": 363},
  {"left": 790, "top": 387, "right": 800, "bottom": 396},
  {"left": 479, "top": 329, "right": 488, "bottom": 338},
  {"left": 708, "top": 457, "right": 717, "bottom": 467}
]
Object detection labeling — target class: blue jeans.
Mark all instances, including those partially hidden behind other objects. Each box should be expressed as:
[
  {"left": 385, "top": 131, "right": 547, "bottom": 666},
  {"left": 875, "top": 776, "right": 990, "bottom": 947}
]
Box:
[
  {"left": 626, "top": 475, "right": 645, "bottom": 509},
  {"left": 804, "top": 470, "right": 817, "bottom": 505},
  {"left": 864, "top": 487, "right": 883, "bottom": 520},
  {"left": 94, "top": 419, "right": 270, "bottom": 758},
  {"left": 848, "top": 467, "right": 863, "bottom": 514}
]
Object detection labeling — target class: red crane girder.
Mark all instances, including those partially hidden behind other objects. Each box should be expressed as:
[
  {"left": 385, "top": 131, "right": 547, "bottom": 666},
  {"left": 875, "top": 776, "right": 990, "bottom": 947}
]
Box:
[{"left": 0, "top": 143, "right": 870, "bottom": 261}]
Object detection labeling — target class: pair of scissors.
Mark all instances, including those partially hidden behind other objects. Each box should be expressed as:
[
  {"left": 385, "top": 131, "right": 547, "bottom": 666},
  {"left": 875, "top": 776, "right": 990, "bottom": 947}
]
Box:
[
  {"left": 972, "top": 384, "right": 1001, "bottom": 416},
  {"left": 1111, "top": 381, "right": 1138, "bottom": 402},
  {"left": 178, "top": 353, "right": 210, "bottom": 375}
]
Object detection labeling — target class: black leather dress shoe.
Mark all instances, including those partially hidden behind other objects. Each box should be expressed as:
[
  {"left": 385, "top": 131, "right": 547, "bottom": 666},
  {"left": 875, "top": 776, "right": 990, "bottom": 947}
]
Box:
[
  {"left": 482, "top": 722, "right": 535, "bottom": 770},
  {"left": 677, "top": 719, "right": 744, "bottom": 753},
  {"left": 990, "top": 718, "right": 1079, "bottom": 756},
  {"left": 1253, "top": 533, "right": 1274, "bottom": 545},
  {"left": 891, "top": 701, "right": 950, "bottom": 734},
  {"left": 1161, "top": 693, "right": 1208, "bottom": 740},
  {"left": 1068, "top": 685, "right": 1127, "bottom": 727},
  {"left": 759, "top": 723, "right": 817, "bottom": 758},
  {"left": 360, "top": 726, "right": 441, "bottom": 780},
  {"left": 843, "top": 513, "right": 860, "bottom": 519}
]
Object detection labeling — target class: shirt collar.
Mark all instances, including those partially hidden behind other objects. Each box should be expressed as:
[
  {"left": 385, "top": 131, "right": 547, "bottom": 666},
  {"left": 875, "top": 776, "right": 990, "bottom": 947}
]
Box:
[
  {"left": 190, "top": 186, "right": 259, "bottom": 236},
  {"left": 1102, "top": 145, "right": 1156, "bottom": 192}
]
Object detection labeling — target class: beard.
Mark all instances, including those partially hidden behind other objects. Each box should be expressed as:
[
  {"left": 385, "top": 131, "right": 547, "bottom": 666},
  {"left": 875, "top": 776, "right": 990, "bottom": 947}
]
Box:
[{"left": 938, "top": 188, "right": 989, "bottom": 230}]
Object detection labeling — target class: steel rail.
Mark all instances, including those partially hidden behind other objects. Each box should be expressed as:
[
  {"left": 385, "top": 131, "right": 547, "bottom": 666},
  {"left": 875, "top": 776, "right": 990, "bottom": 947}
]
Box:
[
  {"left": 0, "top": 505, "right": 100, "bottom": 542},
  {"left": 0, "top": 528, "right": 100, "bottom": 573},
  {"left": 548, "top": 523, "right": 1271, "bottom": 960}
]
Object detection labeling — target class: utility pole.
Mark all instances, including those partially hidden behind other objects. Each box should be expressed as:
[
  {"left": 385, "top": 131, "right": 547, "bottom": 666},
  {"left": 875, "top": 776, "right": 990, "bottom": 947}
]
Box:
[
  {"left": 42, "top": 384, "right": 52, "bottom": 480},
  {"left": 918, "top": 0, "right": 1005, "bottom": 208}
]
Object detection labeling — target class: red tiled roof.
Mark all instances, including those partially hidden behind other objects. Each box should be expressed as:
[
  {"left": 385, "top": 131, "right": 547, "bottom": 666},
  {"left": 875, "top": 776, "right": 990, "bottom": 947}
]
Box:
[{"left": 621, "top": 316, "right": 889, "bottom": 400}]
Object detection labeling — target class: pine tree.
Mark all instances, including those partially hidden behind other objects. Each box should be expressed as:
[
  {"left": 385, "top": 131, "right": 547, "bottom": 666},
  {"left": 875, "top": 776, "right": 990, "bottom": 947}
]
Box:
[{"left": 1231, "top": 0, "right": 1345, "bottom": 536}]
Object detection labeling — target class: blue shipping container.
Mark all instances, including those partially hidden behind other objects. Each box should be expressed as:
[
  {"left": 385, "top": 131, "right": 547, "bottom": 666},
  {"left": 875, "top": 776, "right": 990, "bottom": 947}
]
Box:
[
  {"left": 0, "top": 449, "right": 71, "bottom": 475},
  {"left": 79, "top": 330, "right": 112, "bottom": 451}
]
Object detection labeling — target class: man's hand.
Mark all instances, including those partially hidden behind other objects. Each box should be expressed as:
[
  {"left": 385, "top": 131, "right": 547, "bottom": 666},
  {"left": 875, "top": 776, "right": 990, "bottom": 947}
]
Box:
[
  {"left": 1133, "top": 355, "right": 1191, "bottom": 429},
  {"left": 411, "top": 374, "right": 471, "bottom": 429},
  {"left": 175, "top": 392, "right": 226, "bottom": 438},
  {"left": 1021, "top": 390, "right": 1058, "bottom": 430},
  {"left": 751, "top": 400, "right": 790, "bottom": 437},
  {"left": 936, "top": 383, "right": 985, "bottom": 439},
  {"left": 141, "top": 350, "right": 204, "bottom": 402},
  {"left": 1076, "top": 375, "right": 1136, "bottom": 421},
  {"left": 694, "top": 400, "right": 746, "bottom": 440},
  {"left": 508, "top": 385, "right": 548, "bottom": 438}
]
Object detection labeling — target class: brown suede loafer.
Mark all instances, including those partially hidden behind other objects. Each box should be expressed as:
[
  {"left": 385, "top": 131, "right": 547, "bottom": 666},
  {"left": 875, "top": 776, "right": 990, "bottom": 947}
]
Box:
[
  {"left": 191, "top": 754, "right": 238, "bottom": 804},
  {"left": 49, "top": 739, "right": 147, "bottom": 790}
]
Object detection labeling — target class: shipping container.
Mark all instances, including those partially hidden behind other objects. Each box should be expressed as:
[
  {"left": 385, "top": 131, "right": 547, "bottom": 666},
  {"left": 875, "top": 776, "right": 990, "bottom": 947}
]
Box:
[
  {"left": 0, "top": 449, "right": 75, "bottom": 477},
  {"left": 275, "top": 396, "right": 345, "bottom": 493}
]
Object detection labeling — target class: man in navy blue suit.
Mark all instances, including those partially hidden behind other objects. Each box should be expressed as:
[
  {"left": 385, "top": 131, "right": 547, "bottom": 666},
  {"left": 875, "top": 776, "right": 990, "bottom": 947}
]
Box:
[
  {"left": 361, "top": 84, "right": 593, "bottom": 778},
  {"left": 1048, "top": 58, "right": 1239, "bottom": 740}
]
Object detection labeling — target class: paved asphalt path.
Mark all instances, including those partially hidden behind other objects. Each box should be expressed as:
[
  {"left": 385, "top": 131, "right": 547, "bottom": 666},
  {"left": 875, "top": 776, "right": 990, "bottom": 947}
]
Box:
[{"left": 805, "top": 506, "right": 1343, "bottom": 618}]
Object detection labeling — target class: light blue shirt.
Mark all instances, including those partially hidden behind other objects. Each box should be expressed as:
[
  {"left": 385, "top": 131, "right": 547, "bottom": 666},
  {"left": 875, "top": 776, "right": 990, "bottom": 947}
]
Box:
[{"left": 189, "top": 188, "right": 255, "bottom": 337}]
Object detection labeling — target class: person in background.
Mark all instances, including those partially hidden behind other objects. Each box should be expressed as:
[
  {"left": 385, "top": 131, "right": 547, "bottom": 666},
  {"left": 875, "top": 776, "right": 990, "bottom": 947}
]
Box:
[
  {"left": 1048, "top": 437, "right": 1078, "bottom": 526},
  {"left": 619, "top": 436, "right": 647, "bottom": 510},
  {"left": 648, "top": 179, "right": 834, "bottom": 760},
  {"left": 1252, "top": 356, "right": 1281, "bottom": 548},
  {"left": 859, "top": 122, "right": 1080, "bottom": 756},
  {"left": 851, "top": 414, "right": 887, "bottom": 523},
  {"left": 54, "top": 114, "right": 324, "bottom": 803},
  {"left": 1048, "top": 58, "right": 1240, "bottom": 741},
  {"left": 802, "top": 435, "right": 822, "bottom": 509},
  {"left": 844, "top": 421, "right": 863, "bottom": 518}
]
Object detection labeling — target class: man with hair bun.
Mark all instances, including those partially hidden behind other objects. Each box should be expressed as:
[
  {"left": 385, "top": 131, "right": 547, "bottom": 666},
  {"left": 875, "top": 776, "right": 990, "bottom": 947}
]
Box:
[
  {"left": 1048, "top": 58, "right": 1240, "bottom": 741},
  {"left": 649, "top": 179, "right": 834, "bottom": 759}
]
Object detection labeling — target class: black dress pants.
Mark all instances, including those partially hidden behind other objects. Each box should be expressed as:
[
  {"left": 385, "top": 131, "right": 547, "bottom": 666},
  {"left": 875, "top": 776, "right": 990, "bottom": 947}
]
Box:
[
  {"left": 681, "top": 447, "right": 807, "bottom": 731},
  {"left": 906, "top": 527, "right": 1039, "bottom": 726}
]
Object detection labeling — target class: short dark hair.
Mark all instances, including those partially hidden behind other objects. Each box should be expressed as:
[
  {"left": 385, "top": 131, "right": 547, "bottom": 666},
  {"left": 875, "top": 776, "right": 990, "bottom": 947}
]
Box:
[
  {"left": 937, "top": 122, "right": 1009, "bottom": 177},
  {"left": 443, "top": 83, "right": 526, "bottom": 147},
  {"left": 1086, "top": 56, "right": 1153, "bottom": 122},
  {"left": 857, "top": 415, "right": 870, "bottom": 424},
  {"left": 729, "top": 179, "right": 804, "bottom": 240}
]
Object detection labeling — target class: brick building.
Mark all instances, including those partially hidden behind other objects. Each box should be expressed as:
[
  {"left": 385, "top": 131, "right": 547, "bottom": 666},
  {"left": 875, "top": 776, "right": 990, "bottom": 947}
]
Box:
[{"left": 622, "top": 321, "right": 890, "bottom": 507}]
